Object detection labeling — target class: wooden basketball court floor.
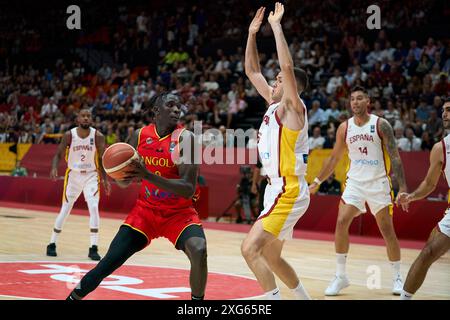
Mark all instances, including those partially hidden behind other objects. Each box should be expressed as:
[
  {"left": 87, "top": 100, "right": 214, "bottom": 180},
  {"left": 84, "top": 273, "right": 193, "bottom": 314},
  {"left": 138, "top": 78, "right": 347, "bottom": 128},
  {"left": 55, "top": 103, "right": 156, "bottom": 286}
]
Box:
[{"left": 0, "top": 205, "right": 449, "bottom": 300}]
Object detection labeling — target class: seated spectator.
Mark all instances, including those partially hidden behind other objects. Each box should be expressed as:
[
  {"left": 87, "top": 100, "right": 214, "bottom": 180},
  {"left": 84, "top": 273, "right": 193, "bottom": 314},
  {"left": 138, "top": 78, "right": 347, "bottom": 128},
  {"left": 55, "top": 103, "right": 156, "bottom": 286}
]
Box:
[
  {"left": 415, "top": 98, "right": 432, "bottom": 122},
  {"left": 308, "top": 100, "right": 326, "bottom": 128},
  {"left": 383, "top": 100, "right": 400, "bottom": 127},
  {"left": 318, "top": 173, "right": 341, "bottom": 195},
  {"left": 426, "top": 109, "right": 443, "bottom": 140},
  {"left": 398, "top": 127, "right": 422, "bottom": 151},
  {"left": 323, "top": 100, "right": 341, "bottom": 125},
  {"left": 227, "top": 95, "right": 247, "bottom": 128},
  {"left": 11, "top": 160, "right": 28, "bottom": 177},
  {"left": 215, "top": 94, "right": 230, "bottom": 125},
  {"left": 421, "top": 131, "right": 435, "bottom": 151},
  {"left": 323, "top": 127, "right": 336, "bottom": 149},
  {"left": 40, "top": 97, "right": 58, "bottom": 118},
  {"left": 326, "top": 69, "right": 343, "bottom": 95},
  {"left": 308, "top": 126, "right": 325, "bottom": 150}
]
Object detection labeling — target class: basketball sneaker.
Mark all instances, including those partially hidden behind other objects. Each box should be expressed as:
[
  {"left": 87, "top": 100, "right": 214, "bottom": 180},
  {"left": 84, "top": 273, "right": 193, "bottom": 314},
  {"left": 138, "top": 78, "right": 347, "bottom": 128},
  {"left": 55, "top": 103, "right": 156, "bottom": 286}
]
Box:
[
  {"left": 392, "top": 276, "right": 403, "bottom": 295},
  {"left": 88, "top": 245, "right": 101, "bottom": 261},
  {"left": 324, "top": 275, "right": 350, "bottom": 296},
  {"left": 46, "top": 243, "right": 57, "bottom": 257}
]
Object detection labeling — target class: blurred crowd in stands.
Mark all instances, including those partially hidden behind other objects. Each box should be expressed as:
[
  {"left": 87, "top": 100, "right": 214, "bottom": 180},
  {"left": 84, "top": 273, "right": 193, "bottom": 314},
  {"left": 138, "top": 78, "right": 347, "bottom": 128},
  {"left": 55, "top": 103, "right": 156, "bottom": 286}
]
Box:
[{"left": 0, "top": 0, "right": 448, "bottom": 152}]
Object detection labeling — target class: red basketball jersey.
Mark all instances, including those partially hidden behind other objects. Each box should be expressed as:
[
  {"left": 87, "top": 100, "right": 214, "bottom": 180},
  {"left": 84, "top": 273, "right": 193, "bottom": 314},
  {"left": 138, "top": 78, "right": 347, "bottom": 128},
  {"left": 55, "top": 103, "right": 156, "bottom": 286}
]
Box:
[{"left": 136, "top": 124, "right": 199, "bottom": 210}]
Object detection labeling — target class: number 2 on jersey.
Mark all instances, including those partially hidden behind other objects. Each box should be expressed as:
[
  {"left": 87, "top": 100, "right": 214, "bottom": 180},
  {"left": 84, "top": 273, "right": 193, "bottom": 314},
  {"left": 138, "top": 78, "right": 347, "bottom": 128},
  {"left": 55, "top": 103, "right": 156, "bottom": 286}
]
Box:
[
  {"left": 358, "top": 147, "right": 368, "bottom": 156},
  {"left": 81, "top": 154, "right": 86, "bottom": 162}
]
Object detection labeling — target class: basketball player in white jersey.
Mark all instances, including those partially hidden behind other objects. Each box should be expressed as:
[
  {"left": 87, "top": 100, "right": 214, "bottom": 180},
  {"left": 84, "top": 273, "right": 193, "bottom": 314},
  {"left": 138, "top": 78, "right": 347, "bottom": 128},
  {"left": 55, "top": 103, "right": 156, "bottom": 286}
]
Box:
[
  {"left": 241, "top": 3, "right": 312, "bottom": 300},
  {"left": 47, "top": 108, "right": 111, "bottom": 260},
  {"left": 309, "top": 86, "right": 408, "bottom": 296},
  {"left": 397, "top": 98, "right": 450, "bottom": 300}
]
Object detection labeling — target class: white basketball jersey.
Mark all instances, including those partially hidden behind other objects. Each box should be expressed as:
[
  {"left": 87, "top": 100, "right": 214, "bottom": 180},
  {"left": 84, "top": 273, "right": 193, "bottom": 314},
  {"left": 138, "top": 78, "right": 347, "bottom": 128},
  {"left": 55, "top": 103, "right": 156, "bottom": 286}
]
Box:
[
  {"left": 442, "top": 135, "right": 450, "bottom": 189},
  {"left": 346, "top": 114, "right": 390, "bottom": 182},
  {"left": 67, "top": 127, "right": 98, "bottom": 172},
  {"left": 257, "top": 102, "right": 309, "bottom": 179}
]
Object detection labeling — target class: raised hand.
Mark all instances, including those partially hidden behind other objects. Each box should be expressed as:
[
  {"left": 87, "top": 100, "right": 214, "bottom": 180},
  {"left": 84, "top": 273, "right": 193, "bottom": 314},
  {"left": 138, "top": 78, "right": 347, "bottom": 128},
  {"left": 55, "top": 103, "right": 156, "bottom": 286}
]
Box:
[
  {"left": 268, "top": 2, "right": 284, "bottom": 25},
  {"left": 249, "top": 7, "right": 265, "bottom": 35}
]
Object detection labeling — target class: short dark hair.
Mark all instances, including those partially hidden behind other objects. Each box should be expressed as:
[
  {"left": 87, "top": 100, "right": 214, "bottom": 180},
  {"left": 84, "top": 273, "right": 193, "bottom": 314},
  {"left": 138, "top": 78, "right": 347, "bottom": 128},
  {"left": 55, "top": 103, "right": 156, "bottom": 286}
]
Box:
[
  {"left": 294, "top": 67, "right": 309, "bottom": 91},
  {"left": 445, "top": 97, "right": 450, "bottom": 104},
  {"left": 350, "top": 85, "right": 369, "bottom": 96},
  {"left": 148, "top": 92, "right": 181, "bottom": 111}
]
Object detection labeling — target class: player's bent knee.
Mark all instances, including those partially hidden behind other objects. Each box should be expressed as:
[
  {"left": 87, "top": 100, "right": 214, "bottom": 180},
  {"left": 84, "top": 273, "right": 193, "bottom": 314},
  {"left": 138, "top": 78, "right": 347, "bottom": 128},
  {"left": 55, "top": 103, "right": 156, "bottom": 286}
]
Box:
[
  {"left": 241, "top": 240, "right": 259, "bottom": 260},
  {"left": 185, "top": 238, "right": 207, "bottom": 263},
  {"left": 336, "top": 216, "right": 352, "bottom": 229}
]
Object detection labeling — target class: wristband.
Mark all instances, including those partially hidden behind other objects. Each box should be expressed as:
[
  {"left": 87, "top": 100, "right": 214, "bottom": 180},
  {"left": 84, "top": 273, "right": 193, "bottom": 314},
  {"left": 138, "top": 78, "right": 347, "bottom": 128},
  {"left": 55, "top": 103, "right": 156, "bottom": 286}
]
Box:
[{"left": 314, "top": 177, "right": 322, "bottom": 185}]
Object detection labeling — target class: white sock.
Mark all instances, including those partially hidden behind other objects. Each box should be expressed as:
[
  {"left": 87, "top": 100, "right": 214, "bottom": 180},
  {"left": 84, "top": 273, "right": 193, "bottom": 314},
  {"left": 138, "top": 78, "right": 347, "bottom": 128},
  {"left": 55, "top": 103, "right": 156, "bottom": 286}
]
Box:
[
  {"left": 50, "top": 229, "right": 61, "bottom": 244},
  {"left": 265, "top": 287, "right": 281, "bottom": 300},
  {"left": 400, "top": 290, "right": 413, "bottom": 300},
  {"left": 90, "top": 232, "right": 99, "bottom": 247},
  {"left": 336, "top": 253, "right": 347, "bottom": 277},
  {"left": 292, "top": 280, "right": 311, "bottom": 300},
  {"left": 390, "top": 261, "right": 402, "bottom": 280}
]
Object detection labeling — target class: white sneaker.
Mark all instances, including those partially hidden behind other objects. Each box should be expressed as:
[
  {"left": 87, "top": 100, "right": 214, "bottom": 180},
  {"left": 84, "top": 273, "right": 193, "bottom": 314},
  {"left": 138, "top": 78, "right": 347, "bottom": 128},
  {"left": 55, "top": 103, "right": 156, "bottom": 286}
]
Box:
[
  {"left": 392, "top": 277, "right": 403, "bottom": 295},
  {"left": 324, "top": 275, "right": 350, "bottom": 296}
]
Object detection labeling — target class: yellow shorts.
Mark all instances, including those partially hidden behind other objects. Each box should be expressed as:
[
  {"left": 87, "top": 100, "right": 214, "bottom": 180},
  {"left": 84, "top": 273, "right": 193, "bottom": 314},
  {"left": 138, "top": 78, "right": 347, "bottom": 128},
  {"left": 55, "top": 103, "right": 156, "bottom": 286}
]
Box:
[{"left": 258, "top": 176, "right": 310, "bottom": 240}]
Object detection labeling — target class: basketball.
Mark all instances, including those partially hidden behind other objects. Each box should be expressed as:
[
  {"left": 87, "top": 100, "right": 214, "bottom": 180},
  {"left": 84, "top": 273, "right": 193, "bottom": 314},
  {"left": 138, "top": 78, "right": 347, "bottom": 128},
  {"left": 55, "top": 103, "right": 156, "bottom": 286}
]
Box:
[{"left": 102, "top": 143, "right": 139, "bottom": 180}]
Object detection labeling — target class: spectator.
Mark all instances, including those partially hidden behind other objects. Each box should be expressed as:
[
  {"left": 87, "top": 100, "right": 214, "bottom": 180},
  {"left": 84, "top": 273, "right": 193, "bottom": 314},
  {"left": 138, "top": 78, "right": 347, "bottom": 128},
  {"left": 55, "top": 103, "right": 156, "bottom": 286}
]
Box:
[
  {"left": 308, "top": 100, "right": 326, "bottom": 128},
  {"left": 398, "top": 127, "right": 422, "bottom": 151},
  {"left": 421, "top": 131, "right": 435, "bottom": 151},
  {"left": 40, "top": 97, "right": 58, "bottom": 118},
  {"left": 318, "top": 173, "right": 341, "bottom": 195},
  {"left": 323, "top": 100, "right": 341, "bottom": 125},
  {"left": 426, "top": 109, "right": 443, "bottom": 139},
  {"left": 326, "top": 69, "right": 343, "bottom": 95},
  {"left": 308, "top": 126, "right": 325, "bottom": 150},
  {"left": 415, "top": 98, "right": 432, "bottom": 122},
  {"left": 11, "top": 160, "right": 28, "bottom": 177},
  {"left": 227, "top": 94, "right": 246, "bottom": 128},
  {"left": 383, "top": 100, "right": 400, "bottom": 127},
  {"left": 323, "top": 127, "right": 336, "bottom": 149}
]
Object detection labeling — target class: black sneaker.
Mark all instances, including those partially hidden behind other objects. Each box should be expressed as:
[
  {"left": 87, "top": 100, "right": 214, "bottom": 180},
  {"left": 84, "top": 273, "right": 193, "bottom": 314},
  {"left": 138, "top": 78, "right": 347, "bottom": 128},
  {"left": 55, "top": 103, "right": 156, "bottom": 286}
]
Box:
[
  {"left": 46, "top": 243, "right": 57, "bottom": 257},
  {"left": 88, "top": 245, "right": 101, "bottom": 261}
]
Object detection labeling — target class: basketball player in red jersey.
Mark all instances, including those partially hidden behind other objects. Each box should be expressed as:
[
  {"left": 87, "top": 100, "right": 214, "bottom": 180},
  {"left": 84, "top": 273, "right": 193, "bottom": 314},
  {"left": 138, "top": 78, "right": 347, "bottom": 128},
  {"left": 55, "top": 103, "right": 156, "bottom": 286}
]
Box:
[{"left": 67, "top": 93, "right": 207, "bottom": 300}]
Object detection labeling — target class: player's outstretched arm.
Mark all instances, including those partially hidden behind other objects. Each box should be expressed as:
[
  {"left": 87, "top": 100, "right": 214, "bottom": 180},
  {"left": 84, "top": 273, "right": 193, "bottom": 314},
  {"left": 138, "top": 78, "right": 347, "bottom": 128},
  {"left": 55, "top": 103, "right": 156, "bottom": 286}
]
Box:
[
  {"left": 126, "top": 130, "right": 199, "bottom": 199},
  {"left": 95, "top": 131, "right": 111, "bottom": 195},
  {"left": 245, "top": 6, "right": 272, "bottom": 103},
  {"left": 397, "top": 141, "right": 444, "bottom": 209},
  {"left": 269, "top": 3, "right": 304, "bottom": 118},
  {"left": 50, "top": 131, "right": 70, "bottom": 179},
  {"left": 378, "top": 118, "right": 407, "bottom": 192},
  {"left": 309, "top": 122, "right": 347, "bottom": 194}
]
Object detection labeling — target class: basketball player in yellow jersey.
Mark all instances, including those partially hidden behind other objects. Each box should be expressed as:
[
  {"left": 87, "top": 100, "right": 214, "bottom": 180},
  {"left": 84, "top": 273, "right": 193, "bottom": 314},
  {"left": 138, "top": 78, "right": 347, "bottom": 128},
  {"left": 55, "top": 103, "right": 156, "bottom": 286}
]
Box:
[
  {"left": 309, "top": 86, "right": 408, "bottom": 296},
  {"left": 241, "top": 3, "right": 312, "bottom": 300},
  {"left": 47, "top": 108, "right": 111, "bottom": 260},
  {"left": 397, "top": 99, "right": 450, "bottom": 300}
]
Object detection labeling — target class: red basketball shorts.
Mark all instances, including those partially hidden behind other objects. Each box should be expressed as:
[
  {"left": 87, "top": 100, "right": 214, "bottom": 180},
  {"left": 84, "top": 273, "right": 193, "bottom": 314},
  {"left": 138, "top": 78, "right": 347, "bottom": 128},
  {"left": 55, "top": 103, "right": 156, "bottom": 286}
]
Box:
[{"left": 123, "top": 200, "right": 202, "bottom": 247}]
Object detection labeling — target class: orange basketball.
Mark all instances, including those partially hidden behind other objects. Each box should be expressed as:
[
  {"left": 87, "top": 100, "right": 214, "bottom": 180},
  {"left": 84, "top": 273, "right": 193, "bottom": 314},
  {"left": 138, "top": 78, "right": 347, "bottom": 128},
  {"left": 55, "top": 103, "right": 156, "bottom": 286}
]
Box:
[{"left": 102, "top": 143, "right": 139, "bottom": 180}]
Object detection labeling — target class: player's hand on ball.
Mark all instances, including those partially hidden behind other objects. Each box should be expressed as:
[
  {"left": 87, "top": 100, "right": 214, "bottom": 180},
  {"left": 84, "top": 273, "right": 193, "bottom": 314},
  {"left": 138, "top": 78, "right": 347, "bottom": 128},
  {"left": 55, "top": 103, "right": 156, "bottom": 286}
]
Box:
[
  {"left": 249, "top": 7, "right": 265, "bottom": 35},
  {"left": 268, "top": 2, "right": 284, "bottom": 25},
  {"left": 125, "top": 156, "right": 147, "bottom": 179}
]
